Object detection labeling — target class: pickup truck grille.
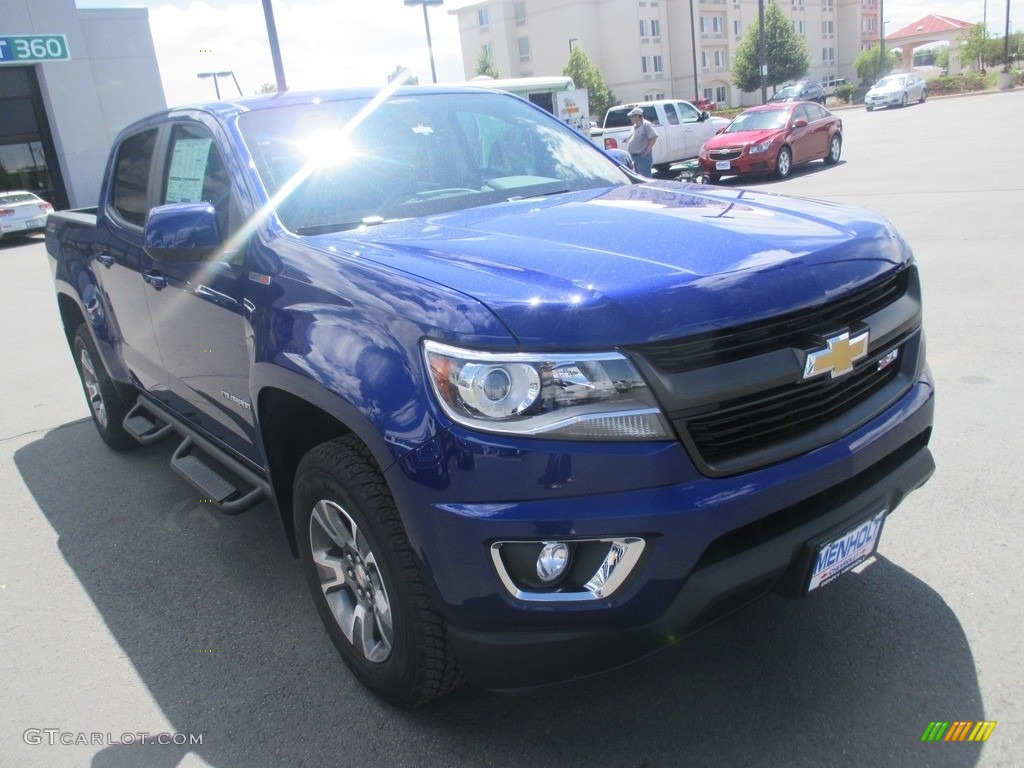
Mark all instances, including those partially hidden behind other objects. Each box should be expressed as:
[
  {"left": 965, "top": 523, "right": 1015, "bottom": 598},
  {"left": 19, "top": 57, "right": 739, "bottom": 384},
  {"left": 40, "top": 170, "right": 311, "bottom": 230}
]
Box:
[
  {"left": 626, "top": 267, "right": 922, "bottom": 477},
  {"left": 683, "top": 343, "right": 902, "bottom": 464},
  {"left": 638, "top": 269, "right": 909, "bottom": 374}
]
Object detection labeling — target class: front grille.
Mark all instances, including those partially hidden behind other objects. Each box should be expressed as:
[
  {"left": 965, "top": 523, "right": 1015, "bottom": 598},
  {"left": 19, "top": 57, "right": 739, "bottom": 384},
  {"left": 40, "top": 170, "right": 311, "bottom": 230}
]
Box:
[
  {"left": 708, "top": 148, "right": 743, "bottom": 161},
  {"left": 626, "top": 267, "right": 921, "bottom": 476},
  {"left": 679, "top": 342, "right": 903, "bottom": 464},
  {"left": 636, "top": 268, "right": 909, "bottom": 374}
]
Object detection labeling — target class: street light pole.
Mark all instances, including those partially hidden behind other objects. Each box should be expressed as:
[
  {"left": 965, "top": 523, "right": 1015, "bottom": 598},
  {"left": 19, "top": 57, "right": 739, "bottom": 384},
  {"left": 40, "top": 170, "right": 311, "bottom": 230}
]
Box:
[
  {"left": 405, "top": 0, "right": 444, "bottom": 84},
  {"left": 261, "top": 0, "right": 288, "bottom": 92},
  {"left": 197, "top": 71, "right": 222, "bottom": 99},
  {"left": 879, "top": 0, "right": 885, "bottom": 79}
]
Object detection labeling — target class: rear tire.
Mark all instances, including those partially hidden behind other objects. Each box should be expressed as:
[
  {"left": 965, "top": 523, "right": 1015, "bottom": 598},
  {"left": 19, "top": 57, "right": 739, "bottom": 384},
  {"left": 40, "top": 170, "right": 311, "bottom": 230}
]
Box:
[
  {"left": 775, "top": 146, "right": 793, "bottom": 179},
  {"left": 73, "top": 324, "right": 137, "bottom": 451},
  {"left": 294, "top": 435, "right": 462, "bottom": 707},
  {"left": 920, "top": 89, "right": 928, "bottom": 103}
]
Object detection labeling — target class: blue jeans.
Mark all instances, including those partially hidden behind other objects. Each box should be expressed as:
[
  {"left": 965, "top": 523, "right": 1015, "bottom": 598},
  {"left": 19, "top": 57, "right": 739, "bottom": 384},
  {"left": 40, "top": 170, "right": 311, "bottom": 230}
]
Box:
[{"left": 631, "top": 152, "right": 653, "bottom": 178}]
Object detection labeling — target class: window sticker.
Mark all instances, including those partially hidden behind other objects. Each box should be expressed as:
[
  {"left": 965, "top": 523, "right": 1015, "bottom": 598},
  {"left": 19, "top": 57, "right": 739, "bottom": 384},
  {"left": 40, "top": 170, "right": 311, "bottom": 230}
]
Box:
[{"left": 166, "top": 138, "right": 213, "bottom": 203}]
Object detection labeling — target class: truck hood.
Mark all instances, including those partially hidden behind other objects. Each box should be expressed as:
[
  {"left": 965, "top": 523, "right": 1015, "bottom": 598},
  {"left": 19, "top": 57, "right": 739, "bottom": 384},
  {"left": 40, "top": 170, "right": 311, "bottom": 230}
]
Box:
[{"left": 316, "top": 182, "right": 912, "bottom": 347}]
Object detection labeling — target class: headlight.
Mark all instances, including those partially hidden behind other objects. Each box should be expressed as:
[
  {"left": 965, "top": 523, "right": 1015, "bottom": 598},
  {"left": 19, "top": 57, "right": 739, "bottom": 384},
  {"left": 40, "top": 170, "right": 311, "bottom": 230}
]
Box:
[
  {"left": 749, "top": 139, "right": 773, "bottom": 154},
  {"left": 423, "top": 340, "right": 671, "bottom": 440}
]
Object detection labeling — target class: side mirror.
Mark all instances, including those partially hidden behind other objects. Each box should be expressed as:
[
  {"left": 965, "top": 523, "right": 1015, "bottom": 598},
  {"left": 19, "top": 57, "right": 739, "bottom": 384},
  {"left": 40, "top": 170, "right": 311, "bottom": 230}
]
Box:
[
  {"left": 699, "top": 110, "right": 710, "bottom": 121},
  {"left": 144, "top": 202, "right": 220, "bottom": 262},
  {"left": 793, "top": 118, "right": 809, "bottom": 128}
]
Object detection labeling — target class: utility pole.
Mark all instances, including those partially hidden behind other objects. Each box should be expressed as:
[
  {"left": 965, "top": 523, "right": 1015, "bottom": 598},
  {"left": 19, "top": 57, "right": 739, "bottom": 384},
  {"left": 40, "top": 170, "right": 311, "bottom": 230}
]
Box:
[
  {"left": 758, "top": 0, "right": 767, "bottom": 103},
  {"left": 689, "top": 0, "right": 699, "bottom": 103}
]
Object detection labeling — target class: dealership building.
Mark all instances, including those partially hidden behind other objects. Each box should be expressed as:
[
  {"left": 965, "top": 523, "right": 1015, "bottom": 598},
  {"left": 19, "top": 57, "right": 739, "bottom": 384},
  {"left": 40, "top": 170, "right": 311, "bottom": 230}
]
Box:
[{"left": 1, "top": 0, "right": 165, "bottom": 209}]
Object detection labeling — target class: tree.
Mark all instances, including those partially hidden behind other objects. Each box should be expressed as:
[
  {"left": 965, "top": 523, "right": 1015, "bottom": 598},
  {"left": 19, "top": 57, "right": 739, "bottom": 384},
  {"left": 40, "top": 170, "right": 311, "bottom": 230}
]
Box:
[
  {"left": 475, "top": 49, "right": 500, "bottom": 79},
  {"left": 854, "top": 44, "right": 898, "bottom": 85},
  {"left": 387, "top": 66, "right": 419, "bottom": 85},
  {"left": 562, "top": 46, "right": 616, "bottom": 122},
  {"left": 957, "top": 23, "right": 988, "bottom": 71},
  {"left": 732, "top": 2, "right": 811, "bottom": 95}
]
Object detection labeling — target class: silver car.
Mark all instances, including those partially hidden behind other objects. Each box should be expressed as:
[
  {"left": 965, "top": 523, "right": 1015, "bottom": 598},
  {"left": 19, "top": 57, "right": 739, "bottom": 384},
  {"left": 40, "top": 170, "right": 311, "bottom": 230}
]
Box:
[
  {"left": 0, "top": 190, "right": 53, "bottom": 240},
  {"left": 864, "top": 73, "right": 928, "bottom": 111}
]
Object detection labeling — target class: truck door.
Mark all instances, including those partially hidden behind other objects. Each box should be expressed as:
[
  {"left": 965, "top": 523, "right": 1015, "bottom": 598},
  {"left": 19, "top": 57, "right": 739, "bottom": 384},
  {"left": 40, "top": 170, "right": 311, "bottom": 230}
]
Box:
[
  {"left": 676, "top": 101, "right": 708, "bottom": 161},
  {"left": 660, "top": 103, "right": 683, "bottom": 165},
  {"left": 94, "top": 127, "right": 167, "bottom": 394},
  {"left": 142, "top": 120, "right": 260, "bottom": 462}
]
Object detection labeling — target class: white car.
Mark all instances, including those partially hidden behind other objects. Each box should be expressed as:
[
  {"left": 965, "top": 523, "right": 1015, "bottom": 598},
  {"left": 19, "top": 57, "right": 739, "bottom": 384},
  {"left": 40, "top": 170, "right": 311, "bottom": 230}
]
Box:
[
  {"left": 864, "top": 73, "right": 928, "bottom": 111},
  {"left": 0, "top": 190, "right": 53, "bottom": 239}
]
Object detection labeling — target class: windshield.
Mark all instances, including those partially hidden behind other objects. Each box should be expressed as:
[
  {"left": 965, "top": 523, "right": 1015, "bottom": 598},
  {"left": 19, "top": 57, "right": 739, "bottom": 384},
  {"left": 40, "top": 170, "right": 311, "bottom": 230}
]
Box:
[
  {"left": 771, "top": 87, "right": 797, "bottom": 100},
  {"left": 237, "top": 91, "right": 630, "bottom": 235},
  {"left": 875, "top": 76, "right": 905, "bottom": 89},
  {"left": 725, "top": 110, "right": 789, "bottom": 132}
]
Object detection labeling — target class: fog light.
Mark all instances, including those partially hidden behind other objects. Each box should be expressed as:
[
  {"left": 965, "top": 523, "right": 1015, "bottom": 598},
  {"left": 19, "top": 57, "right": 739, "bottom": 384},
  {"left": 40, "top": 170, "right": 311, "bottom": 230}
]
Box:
[{"left": 536, "top": 542, "right": 570, "bottom": 583}]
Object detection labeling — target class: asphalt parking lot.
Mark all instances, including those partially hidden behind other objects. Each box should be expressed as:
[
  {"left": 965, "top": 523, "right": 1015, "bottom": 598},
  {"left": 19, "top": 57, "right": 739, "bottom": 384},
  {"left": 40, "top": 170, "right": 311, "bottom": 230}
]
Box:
[{"left": 2, "top": 88, "right": 1022, "bottom": 768}]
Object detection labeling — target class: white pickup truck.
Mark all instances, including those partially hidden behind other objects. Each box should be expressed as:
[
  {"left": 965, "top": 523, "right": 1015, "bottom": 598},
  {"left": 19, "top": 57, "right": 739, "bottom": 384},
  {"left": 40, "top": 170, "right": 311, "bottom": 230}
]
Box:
[{"left": 602, "top": 100, "right": 729, "bottom": 175}]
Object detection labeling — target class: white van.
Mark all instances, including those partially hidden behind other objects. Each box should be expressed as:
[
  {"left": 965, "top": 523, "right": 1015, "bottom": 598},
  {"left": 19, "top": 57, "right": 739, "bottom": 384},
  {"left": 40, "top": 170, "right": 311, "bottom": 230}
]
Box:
[
  {"left": 822, "top": 77, "right": 851, "bottom": 97},
  {"left": 602, "top": 100, "right": 729, "bottom": 174}
]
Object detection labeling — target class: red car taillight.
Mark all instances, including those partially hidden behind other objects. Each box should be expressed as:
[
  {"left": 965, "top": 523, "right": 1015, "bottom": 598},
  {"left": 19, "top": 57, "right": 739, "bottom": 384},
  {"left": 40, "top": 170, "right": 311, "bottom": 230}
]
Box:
[
  {"left": 604, "top": 138, "right": 618, "bottom": 150},
  {"left": 0, "top": 208, "right": 15, "bottom": 217},
  {"left": 39, "top": 202, "right": 53, "bottom": 213}
]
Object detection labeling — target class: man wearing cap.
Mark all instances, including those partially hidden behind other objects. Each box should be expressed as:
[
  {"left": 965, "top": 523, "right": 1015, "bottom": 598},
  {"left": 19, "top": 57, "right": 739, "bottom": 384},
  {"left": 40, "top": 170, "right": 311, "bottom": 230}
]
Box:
[{"left": 626, "top": 107, "right": 658, "bottom": 178}]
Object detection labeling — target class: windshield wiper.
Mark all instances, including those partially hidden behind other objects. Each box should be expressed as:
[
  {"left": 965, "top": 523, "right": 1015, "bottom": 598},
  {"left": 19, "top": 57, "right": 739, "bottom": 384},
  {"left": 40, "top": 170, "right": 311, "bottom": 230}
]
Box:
[{"left": 295, "top": 216, "right": 391, "bottom": 236}]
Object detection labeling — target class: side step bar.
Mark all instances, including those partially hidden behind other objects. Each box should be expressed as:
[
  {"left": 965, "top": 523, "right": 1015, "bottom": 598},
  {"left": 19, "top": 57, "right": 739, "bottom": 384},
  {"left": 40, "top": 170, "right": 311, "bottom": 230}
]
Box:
[
  {"left": 123, "top": 402, "right": 175, "bottom": 445},
  {"left": 122, "top": 398, "right": 271, "bottom": 515}
]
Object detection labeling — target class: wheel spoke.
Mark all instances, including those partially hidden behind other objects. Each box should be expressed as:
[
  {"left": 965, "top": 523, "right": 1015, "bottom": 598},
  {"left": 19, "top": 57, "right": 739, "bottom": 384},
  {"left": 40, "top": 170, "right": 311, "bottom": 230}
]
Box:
[{"left": 312, "top": 547, "right": 347, "bottom": 591}]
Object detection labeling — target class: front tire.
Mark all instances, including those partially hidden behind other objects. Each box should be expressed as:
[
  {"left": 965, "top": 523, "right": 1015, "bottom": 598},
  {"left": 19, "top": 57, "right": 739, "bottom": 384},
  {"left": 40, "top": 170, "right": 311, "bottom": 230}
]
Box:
[
  {"left": 294, "top": 435, "right": 462, "bottom": 707},
  {"left": 901, "top": 93, "right": 909, "bottom": 108},
  {"left": 73, "top": 324, "right": 136, "bottom": 451},
  {"left": 824, "top": 134, "right": 842, "bottom": 165},
  {"left": 775, "top": 146, "right": 793, "bottom": 179}
]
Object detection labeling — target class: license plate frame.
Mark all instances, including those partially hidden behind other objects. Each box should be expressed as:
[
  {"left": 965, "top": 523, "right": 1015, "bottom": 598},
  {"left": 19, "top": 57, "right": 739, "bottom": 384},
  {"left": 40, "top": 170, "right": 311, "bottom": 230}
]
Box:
[{"left": 806, "top": 508, "right": 886, "bottom": 593}]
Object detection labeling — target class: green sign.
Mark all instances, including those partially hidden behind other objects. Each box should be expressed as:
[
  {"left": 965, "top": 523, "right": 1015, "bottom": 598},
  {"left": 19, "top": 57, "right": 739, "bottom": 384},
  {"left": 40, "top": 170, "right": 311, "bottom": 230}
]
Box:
[{"left": 0, "top": 35, "right": 70, "bottom": 64}]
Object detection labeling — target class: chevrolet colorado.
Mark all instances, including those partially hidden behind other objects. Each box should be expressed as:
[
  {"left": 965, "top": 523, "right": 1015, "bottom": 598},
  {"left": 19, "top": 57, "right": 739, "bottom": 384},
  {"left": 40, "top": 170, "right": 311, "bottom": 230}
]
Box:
[{"left": 47, "top": 85, "right": 934, "bottom": 706}]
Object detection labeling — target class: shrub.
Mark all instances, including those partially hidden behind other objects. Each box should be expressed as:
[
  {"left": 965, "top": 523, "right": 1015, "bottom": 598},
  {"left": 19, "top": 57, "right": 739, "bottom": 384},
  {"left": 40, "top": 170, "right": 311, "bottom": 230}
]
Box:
[{"left": 835, "top": 83, "right": 854, "bottom": 103}]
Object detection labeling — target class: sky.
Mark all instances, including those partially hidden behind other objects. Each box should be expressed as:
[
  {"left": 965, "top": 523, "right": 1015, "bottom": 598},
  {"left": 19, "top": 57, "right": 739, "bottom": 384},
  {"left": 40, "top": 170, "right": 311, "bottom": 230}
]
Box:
[{"left": 76, "top": 0, "right": 1012, "bottom": 107}]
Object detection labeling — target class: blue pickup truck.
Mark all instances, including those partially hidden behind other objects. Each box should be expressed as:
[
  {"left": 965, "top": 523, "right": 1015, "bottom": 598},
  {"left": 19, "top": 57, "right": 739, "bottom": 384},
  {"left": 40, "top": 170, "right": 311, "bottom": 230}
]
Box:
[{"left": 47, "top": 86, "right": 935, "bottom": 706}]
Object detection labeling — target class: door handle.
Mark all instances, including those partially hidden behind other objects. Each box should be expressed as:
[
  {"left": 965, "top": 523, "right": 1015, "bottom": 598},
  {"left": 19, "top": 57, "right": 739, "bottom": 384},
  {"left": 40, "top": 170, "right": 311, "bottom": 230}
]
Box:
[
  {"left": 142, "top": 271, "right": 167, "bottom": 290},
  {"left": 96, "top": 253, "right": 114, "bottom": 268}
]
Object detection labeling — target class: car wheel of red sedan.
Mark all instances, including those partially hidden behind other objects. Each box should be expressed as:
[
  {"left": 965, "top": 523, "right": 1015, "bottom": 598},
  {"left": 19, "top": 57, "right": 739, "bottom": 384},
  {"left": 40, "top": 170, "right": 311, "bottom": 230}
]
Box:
[
  {"left": 824, "top": 135, "right": 842, "bottom": 165},
  {"left": 775, "top": 147, "right": 792, "bottom": 179}
]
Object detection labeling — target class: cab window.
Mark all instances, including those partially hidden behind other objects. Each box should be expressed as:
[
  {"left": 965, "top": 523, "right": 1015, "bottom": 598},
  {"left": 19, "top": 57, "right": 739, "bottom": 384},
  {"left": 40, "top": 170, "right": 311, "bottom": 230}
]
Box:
[{"left": 111, "top": 129, "right": 158, "bottom": 227}]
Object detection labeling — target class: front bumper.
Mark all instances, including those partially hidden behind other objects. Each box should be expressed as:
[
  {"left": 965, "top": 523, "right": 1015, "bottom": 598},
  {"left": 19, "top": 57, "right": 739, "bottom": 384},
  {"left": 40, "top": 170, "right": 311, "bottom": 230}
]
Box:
[
  {"left": 866, "top": 93, "right": 902, "bottom": 107},
  {"left": 385, "top": 373, "right": 934, "bottom": 690},
  {"left": 450, "top": 438, "right": 933, "bottom": 689}
]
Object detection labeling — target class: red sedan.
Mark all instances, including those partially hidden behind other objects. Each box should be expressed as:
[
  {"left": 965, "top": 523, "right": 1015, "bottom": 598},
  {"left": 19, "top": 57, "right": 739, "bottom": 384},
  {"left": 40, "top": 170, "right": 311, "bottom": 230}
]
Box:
[{"left": 698, "top": 101, "right": 842, "bottom": 182}]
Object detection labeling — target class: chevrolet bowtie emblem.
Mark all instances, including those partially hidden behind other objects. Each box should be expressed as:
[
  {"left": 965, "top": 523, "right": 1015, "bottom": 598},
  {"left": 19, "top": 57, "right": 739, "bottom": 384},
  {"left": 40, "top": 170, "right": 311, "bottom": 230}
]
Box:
[{"left": 803, "top": 330, "right": 870, "bottom": 380}]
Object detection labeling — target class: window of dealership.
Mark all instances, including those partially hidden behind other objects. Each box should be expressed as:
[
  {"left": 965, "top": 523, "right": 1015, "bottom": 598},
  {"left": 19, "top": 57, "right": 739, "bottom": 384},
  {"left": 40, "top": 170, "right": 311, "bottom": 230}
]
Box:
[{"left": 0, "top": 65, "right": 67, "bottom": 207}]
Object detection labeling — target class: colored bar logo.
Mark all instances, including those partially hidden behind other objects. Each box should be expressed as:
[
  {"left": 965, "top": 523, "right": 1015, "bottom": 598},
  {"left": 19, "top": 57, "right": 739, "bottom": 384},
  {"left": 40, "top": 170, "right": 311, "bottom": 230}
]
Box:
[{"left": 921, "top": 721, "right": 997, "bottom": 742}]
